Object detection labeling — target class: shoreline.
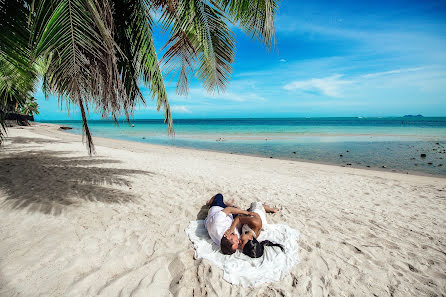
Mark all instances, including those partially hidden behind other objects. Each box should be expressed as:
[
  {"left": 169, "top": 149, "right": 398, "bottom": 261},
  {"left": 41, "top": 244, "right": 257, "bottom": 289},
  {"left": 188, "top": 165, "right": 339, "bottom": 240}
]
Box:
[
  {"left": 35, "top": 122, "right": 446, "bottom": 179},
  {"left": 36, "top": 120, "right": 446, "bottom": 139}
]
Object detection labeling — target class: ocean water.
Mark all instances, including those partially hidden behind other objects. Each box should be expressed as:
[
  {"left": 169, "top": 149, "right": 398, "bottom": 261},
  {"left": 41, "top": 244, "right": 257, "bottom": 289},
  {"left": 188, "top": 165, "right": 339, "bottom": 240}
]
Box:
[{"left": 41, "top": 117, "right": 446, "bottom": 176}]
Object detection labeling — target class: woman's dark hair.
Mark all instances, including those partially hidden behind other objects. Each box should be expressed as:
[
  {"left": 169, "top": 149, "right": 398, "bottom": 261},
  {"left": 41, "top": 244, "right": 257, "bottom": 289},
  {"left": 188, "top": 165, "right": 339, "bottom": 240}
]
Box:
[{"left": 242, "top": 237, "right": 284, "bottom": 258}]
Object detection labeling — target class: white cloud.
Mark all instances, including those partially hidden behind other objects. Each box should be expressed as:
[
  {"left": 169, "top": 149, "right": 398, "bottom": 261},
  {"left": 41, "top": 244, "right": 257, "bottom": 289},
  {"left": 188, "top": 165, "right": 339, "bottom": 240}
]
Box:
[
  {"left": 283, "top": 74, "right": 353, "bottom": 97},
  {"left": 279, "top": 59, "right": 287, "bottom": 62},
  {"left": 362, "top": 67, "right": 424, "bottom": 78},
  {"left": 171, "top": 105, "right": 191, "bottom": 113}
]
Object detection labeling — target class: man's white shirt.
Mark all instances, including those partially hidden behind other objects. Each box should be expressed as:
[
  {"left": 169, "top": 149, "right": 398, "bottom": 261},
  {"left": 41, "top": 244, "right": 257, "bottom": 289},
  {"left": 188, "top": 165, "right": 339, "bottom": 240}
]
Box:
[{"left": 204, "top": 206, "right": 240, "bottom": 246}]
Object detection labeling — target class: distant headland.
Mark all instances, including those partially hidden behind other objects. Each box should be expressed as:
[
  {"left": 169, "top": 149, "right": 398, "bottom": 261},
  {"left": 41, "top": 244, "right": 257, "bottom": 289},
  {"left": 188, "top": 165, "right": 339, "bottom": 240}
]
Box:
[{"left": 403, "top": 114, "right": 424, "bottom": 118}]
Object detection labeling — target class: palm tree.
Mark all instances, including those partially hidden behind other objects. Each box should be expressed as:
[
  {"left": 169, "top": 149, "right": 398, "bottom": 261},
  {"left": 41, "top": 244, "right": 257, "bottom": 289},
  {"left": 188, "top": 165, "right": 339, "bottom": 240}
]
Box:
[{"left": 1, "top": 0, "right": 280, "bottom": 153}]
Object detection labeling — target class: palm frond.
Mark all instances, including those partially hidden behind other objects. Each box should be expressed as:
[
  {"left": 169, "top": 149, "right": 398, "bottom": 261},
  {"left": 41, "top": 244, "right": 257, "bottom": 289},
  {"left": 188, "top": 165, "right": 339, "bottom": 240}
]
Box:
[
  {"left": 192, "top": 1, "right": 235, "bottom": 92},
  {"left": 112, "top": 0, "right": 173, "bottom": 134},
  {"left": 31, "top": 0, "right": 128, "bottom": 153},
  {"left": 157, "top": 0, "right": 235, "bottom": 94},
  {"left": 32, "top": 0, "right": 175, "bottom": 150},
  {"left": 161, "top": 29, "right": 196, "bottom": 95},
  {"left": 156, "top": 0, "right": 197, "bottom": 95},
  {"left": 214, "top": 0, "right": 280, "bottom": 49}
]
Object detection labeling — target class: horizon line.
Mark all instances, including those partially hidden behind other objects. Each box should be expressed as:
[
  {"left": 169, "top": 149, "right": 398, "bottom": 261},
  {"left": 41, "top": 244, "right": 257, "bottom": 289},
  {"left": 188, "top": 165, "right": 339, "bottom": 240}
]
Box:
[{"left": 36, "top": 115, "right": 446, "bottom": 122}]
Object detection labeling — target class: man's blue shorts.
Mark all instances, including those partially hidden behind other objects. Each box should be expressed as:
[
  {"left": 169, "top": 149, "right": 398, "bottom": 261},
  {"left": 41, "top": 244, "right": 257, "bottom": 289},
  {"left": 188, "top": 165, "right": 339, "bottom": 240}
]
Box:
[
  {"left": 209, "top": 193, "right": 238, "bottom": 218},
  {"left": 210, "top": 193, "right": 226, "bottom": 208}
]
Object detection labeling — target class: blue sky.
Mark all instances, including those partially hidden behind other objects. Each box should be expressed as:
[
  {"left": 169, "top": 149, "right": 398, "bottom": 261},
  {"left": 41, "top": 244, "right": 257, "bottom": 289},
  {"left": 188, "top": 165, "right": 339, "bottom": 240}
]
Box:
[{"left": 36, "top": 0, "right": 446, "bottom": 120}]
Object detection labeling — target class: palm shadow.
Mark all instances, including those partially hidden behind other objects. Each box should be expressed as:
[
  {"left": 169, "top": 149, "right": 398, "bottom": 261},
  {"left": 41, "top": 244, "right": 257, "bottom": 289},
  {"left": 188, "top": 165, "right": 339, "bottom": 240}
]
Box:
[
  {"left": 0, "top": 148, "right": 153, "bottom": 216},
  {"left": 1, "top": 136, "right": 66, "bottom": 151},
  {"left": 5, "top": 136, "right": 65, "bottom": 145}
]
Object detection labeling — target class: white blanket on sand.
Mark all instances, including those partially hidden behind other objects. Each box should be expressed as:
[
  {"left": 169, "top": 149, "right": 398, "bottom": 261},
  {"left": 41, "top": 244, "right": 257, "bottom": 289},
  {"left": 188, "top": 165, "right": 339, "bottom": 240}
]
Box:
[{"left": 186, "top": 220, "right": 300, "bottom": 287}]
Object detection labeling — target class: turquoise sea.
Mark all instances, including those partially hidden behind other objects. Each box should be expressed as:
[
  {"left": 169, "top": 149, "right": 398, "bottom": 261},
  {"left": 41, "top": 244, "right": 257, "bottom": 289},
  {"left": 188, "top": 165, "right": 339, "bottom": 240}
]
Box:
[{"left": 41, "top": 117, "right": 446, "bottom": 176}]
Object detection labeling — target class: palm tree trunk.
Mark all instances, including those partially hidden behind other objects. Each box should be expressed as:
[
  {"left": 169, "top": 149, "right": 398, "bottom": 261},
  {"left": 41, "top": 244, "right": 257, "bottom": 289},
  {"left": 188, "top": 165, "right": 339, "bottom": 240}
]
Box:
[{"left": 78, "top": 98, "right": 95, "bottom": 155}]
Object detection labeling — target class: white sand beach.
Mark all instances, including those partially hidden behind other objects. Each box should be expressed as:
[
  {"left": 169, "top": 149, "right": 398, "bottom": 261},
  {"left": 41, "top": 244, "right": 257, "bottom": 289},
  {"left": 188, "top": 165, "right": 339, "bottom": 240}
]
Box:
[{"left": 0, "top": 123, "right": 445, "bottom": 297}]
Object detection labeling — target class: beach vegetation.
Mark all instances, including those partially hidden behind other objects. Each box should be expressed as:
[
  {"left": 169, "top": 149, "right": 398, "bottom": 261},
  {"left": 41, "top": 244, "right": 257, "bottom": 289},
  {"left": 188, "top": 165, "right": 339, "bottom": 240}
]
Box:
[{"left": 0, "top": 0, "right": 38, "bottom": 139}]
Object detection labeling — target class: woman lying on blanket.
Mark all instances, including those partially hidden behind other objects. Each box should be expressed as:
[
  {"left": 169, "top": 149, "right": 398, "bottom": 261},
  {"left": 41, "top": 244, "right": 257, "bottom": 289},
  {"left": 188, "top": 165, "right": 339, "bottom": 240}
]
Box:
[{"left": 223, "top": 202, "right": 284, "bottom": 258}]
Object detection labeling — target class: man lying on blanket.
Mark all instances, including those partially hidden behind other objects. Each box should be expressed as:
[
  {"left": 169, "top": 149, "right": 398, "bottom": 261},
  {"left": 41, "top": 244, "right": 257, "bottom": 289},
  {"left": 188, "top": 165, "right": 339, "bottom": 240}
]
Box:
[
  {"left": 204, "top": 193, "right": 254, "bottom": 255},
  {"left": 204, "top": 193, "right": 281, "bottom": 255}
]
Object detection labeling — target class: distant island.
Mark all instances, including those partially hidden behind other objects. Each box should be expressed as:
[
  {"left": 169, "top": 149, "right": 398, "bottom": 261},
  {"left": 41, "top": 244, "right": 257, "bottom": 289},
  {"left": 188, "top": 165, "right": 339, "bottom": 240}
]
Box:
[{"left": 403, "top": 114, "right": 424, "bottom": 118}]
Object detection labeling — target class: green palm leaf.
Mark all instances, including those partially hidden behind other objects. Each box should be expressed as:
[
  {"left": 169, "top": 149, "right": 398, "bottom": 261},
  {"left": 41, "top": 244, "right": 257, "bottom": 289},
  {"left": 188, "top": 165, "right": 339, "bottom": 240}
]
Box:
[
  {"left": 215, "top": 0, "right": 280, "bottom": 49},
  {"left": 156, "top": 0, "right": 278, "bottom": 96},
  {"left": 32, "top": 0, "right": 130, "bottom": 153},
  {"left": 112, "top": 0, "right": 173, "bottom": 134},
  {"left": 158, "top": 0, "right": 235, "bottom": 94}
]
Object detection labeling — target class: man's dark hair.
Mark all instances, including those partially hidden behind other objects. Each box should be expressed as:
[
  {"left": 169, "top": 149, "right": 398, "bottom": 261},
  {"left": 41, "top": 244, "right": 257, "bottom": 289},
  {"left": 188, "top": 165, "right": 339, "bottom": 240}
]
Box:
[
  {"left": 242, "top": 237, "right": 284, "bottom": 258},
  {"left": 220, "top": 236, "right": 236, "bottom": 255}
]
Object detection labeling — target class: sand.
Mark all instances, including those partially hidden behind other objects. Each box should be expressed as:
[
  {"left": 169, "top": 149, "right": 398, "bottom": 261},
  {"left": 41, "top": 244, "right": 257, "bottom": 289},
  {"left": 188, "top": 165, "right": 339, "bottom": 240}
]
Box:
[{"left": 0, "top": 123, "right": 445, "bottom": 297}]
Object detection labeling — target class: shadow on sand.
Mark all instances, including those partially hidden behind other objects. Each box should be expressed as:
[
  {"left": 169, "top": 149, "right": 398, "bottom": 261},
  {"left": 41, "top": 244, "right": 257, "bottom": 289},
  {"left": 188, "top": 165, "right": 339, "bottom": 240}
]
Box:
[
  {"left": 4, "top": 136, "right": 66, "bottom": 145},
  {"left": 196, "top": 204, "right": 210, "bottom": 220},
  {"left": 0, "top": 137, "right": 154, "bottom": 215}
]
